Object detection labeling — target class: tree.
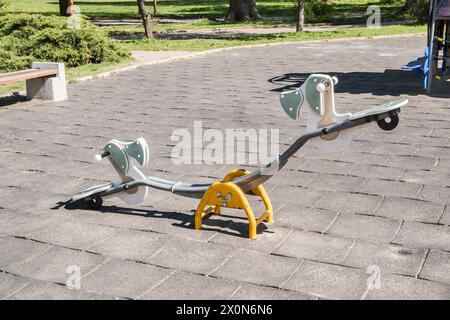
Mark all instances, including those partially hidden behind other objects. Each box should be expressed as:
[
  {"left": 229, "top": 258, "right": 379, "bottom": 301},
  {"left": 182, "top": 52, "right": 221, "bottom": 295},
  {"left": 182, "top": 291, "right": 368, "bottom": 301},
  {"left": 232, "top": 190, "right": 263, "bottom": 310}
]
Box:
[
  {"left": 136, "top": 0, "right": 153, "bottom": 38},
  {"left": 296, "top": 0, "right": 305, "bottom": 32},
  {"left": 59, "top": 0, "right": 74, "bottom": 16},
  {"left": 153, "top": 0, "right": 157, "bottom": 15},
  {"left": 225, "top": 0, "right": 261, "bottom": 22}
]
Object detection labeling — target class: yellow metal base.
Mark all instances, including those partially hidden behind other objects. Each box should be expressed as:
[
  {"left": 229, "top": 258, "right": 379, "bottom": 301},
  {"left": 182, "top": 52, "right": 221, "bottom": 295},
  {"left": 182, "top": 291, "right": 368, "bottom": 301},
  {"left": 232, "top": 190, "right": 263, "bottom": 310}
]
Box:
[{"left": 195, "top": 169, "right": 273, "bottom": 240}]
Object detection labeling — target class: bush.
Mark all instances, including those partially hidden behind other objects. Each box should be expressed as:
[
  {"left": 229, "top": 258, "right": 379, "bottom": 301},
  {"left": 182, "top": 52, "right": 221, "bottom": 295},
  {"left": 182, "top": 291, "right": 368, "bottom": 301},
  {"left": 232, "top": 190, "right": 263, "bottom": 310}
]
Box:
[
  {"left": 293, "top": 0, "right": 331, "bottom": 20},
  {"left": 0, "top": 49, "right": 33, "bottom": 72},
  {"left": 25, "top": 25, "right": 130, "bottom": 67},
  {"left": 404, "top": 0, "right": 429, "bottom": 23},
  {"left": 306, "top": 0, "right": 329, "bottom": 17},
  {"left": 0, "top": 0, "right": 8, "bottom": 14},
  {"left": 0, "top": 14, "right": 130, "bottom": 72},
  {"left": 0, "top": 14, "right": 67, "bottom": 39}
]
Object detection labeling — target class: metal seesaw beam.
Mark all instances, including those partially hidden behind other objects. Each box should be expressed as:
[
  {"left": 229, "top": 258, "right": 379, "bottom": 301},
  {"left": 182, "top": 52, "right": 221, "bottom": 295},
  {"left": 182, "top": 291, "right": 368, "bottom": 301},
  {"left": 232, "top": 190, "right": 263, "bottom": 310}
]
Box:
[{"left": 95, "top": 108, "right": 399, "bottom": 200}]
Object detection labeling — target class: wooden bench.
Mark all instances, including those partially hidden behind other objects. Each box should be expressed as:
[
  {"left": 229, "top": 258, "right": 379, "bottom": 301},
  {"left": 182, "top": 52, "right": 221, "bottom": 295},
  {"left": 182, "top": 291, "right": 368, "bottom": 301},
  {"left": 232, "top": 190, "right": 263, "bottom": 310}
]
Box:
[{"left": 0, "top": 62, "right": 68, "bottom": 102}]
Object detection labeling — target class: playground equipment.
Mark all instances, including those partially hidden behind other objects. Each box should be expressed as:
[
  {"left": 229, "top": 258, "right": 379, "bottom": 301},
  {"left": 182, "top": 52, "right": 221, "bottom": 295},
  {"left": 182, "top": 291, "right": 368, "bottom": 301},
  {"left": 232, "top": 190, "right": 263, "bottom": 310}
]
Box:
[
  {"left": 69, "top": 74, "right": 407, "bottom": 239},
  {"left": 402, "top": 0, "right": 450, "bottom": 92}
]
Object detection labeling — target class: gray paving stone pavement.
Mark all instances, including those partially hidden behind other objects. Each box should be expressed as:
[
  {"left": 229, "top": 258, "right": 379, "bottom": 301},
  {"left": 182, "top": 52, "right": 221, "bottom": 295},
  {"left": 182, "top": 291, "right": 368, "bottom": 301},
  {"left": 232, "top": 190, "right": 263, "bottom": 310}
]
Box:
[
  {"left": 419, "top": 250, "right": 450, "bottom": 284},
  {"left": 1, "top": 35, "right": 450, "bottom": 299},
  {"left": 282, "top": 261, "right": 368, "bottom": 300}
]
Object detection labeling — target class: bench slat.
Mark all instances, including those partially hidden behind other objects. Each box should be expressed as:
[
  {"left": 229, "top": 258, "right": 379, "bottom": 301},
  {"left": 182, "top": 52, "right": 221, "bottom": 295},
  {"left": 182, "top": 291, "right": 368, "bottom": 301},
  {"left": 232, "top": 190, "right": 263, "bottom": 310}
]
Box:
[{"left": 0, "top": 69, "right": 58, "bottom": 84}]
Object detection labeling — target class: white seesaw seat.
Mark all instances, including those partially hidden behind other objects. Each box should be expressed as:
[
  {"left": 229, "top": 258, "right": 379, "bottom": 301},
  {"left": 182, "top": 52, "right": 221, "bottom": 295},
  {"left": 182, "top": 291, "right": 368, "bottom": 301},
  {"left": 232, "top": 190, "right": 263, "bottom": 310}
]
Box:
[
  {"left": 348, "top": 99, "right": 408, "bottom": 120},
  {"left": 280, "top": 74, "right": 407, "bottom": 150}
]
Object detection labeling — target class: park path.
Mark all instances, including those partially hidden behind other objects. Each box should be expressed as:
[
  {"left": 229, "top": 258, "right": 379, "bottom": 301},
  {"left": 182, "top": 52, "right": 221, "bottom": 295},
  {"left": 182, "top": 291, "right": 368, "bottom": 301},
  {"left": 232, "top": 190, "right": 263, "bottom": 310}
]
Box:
[
  {"left": 105, "top": 18, "right": 416, "bottom": 40},
  {"left": 0, "top": 35, "right": 450, "bottom": 300}
]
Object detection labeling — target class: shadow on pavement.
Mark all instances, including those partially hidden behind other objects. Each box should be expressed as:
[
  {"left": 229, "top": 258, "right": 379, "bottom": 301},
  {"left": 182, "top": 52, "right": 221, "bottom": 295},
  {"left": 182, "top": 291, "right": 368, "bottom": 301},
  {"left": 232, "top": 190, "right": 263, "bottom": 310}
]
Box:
[
  {"left": 0, "top": 94, "right": 27, "bottom": 108},
  {"left": 268, "top": 70, "right": 450, "bottom": 98},
  {"left": 57, "top": 200, "right": 269, "bottom": 239}
]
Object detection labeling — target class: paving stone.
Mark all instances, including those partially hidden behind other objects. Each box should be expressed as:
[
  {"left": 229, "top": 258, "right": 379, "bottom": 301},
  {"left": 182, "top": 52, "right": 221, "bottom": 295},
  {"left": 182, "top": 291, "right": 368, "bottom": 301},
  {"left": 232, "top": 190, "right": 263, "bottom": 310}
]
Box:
[
  {"left": 268, "top": 186, "right": 325, "bottom": 208},
  {"left": 338, "top": 152, "right": 389, "bottom": 166},
  {"left": 385, "top": 155, "right": 437, "bottom": 170},
  {"left": 300, "top": 159, "right": 354, "bottom": 175},
  {"left": 210, "top": 223, "right": 291, "bottom": 254},
  {"left": 356, "top": 130, "right": 403, "bottom": 143},
  {"left": 275, "top": 206, "right": 338, "bottom": 233},
  {"left": 436, "top": 158, "right": 450, "bottom": 169},
  {"left": 370, "top": 142, "right": 418, "bottom": 156},
  {"left": 0, "top": 236, "right": 52, "bottom": 269},
  {"left": 149, "top": 236, "right": 236, "bottom": 275},
  {"left": 365, "top": 274, "right": 450, "bottom": 300},
  {"left": 400, "top": 135, "right": 448, "bottom": 147},
  {"left": 213, "top": 249, "right": 301, "bottom": 288},
  {"left": 346, "top": 140, "right": 375, "bottom": 153},
  {"left": 375, "top": 197, "right": 444, "bottom": 223},
  {"left": 430, "top": 128, "right": 450, "bottom": 137},
  {"left": 316, "top": 191, "right": 382, "bottom": 214},
  {"left": 273, "top": 230, "right": 353, "bottom": 264},
  {"left": 403, "top": 170, "right": 450, "bottom": 187},
  {"left": 268, "top": 169, "right": 316, "bottom": 188},
  {"left": 393, "top": 221, "right": 450, "bottom": 251},
  {"left": 0, "top": 209, "right": 15, "bottom": 224},
  {"left": 0, "top": 187, "right": 62, "bottom": 213},
  {"left": 360, "top": 179, "right": 421, "bottom": 198},
  {"left": 0, "top": 212, "right": 65, "bottom": 238},
  {"left": 8, "top": 280, "right": 103, "bottom": 300},
  {"left": 307, "top": 174, "right": 365, "bottom": 193},
  {"left": 7, "top": 246, "right": 105, "bottom": 284},
  {"left": 440, "top": 205, "right": 450, "bottom": 225},
  {"left": 419, "top": 250, "right": 450, "bottom": 284},
  {"left": 90, "top": 229, "right": 165, "bottom": 261},
  {"left": 418, "top": 185, "right": 450, "bottom": 203},
  {"left": 283, "top": 261, "right": 367, "bottom": 300},
  {"left": 343, "top": 240, "right": 426, "bottom": 276},
  {"left": 415, "top": 145, "right": 450, "bottom": 160},
  {"left": 327, "top": 212, "right": 401, "bottom": 243},
  {"left": 348, "top": 164, "right": 405, "bottom": 180},
  {"left": 140, "top": 271, "right": 240, "bottom": 300},
  {"left": 0, "top": 272, "right": 31, "bottom": 299},
  {"left": 30, "top": 219, "right": 118, "bottom": 250},
  {"left": 231, "top": 283, "right": 314, "bottom": 300},
  {"left": 82, "top": 259, "right": 173, "bottom": 299}
]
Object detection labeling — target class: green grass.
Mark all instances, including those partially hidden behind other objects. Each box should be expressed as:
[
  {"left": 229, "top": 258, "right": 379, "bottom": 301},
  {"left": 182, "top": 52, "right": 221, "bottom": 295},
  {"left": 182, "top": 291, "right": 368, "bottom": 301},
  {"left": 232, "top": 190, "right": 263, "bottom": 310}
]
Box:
[
  {"left": 8, "top": 0, "right": 416, "bottom": 41},
  {"left": 10, "top": 0, "right": 406, "bottom": 23},
  {"left": 123, "top": 24, "right": 425, "bottom": 51},
  {"left": 10, "top": 0, "right": 279, "bottom": 20}
]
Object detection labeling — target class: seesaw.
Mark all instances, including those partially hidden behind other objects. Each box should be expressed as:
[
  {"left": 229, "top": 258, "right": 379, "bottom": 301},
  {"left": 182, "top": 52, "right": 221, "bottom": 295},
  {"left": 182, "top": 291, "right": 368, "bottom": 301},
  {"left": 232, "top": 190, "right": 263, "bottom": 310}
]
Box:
[{"left": 69, "top": 74, "right": 407, "bottom": 239}]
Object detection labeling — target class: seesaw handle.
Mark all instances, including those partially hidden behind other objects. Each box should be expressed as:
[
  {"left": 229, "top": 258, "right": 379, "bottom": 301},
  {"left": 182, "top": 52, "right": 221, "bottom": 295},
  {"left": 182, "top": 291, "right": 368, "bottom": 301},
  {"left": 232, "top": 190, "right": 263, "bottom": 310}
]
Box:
[{"left": 95, "top": 151, "right": 110, "bottom": 162}]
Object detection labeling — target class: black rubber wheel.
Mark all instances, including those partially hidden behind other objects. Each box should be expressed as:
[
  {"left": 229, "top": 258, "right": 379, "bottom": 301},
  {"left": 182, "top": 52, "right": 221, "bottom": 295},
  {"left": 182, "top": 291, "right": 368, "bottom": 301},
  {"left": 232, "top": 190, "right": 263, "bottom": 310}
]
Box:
[
  {"left": 86, "top": 195, "right": 103, "bottom": 210},
  {"left": 377, "top": 114, "right": 399, "bottom": 131}
]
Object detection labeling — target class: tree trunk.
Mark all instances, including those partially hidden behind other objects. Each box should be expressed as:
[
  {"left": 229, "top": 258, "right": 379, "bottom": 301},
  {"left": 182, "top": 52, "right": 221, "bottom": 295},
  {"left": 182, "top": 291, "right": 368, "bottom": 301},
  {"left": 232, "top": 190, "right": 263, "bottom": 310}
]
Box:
[
  {"left": 153, "top": 0, "right": 157, "bottom": 15},
  {"left": 136, "top": 0, "right": 153, "bottom": 38},
  {"left": 225, "top": 0, "right": 261, "bottom": 22},
  {"left": 59, "top": 0, "right": 74, "bottom": 16},
  {"left": 296, "top": 0, "right": 305, "bottom": 32}
]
